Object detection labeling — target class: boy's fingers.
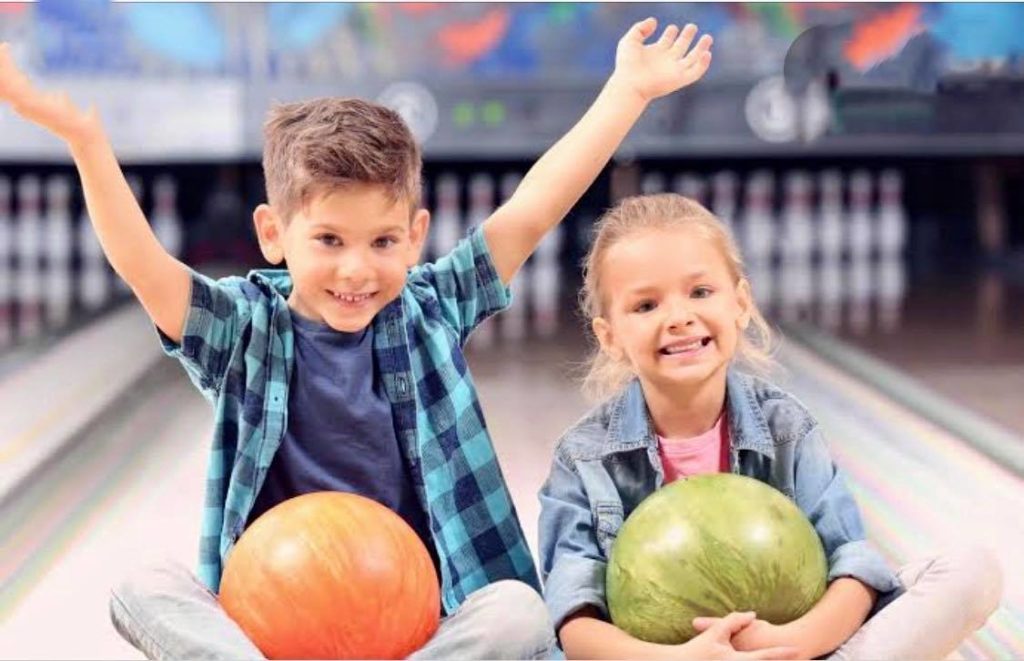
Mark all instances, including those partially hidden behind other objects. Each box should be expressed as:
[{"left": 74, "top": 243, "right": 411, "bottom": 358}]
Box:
[
  {"left": 625, "top": 17, "right": 658, "bottom": 44},
  {"left": 669, "top": 23, "right": 700, "bottom": 57}
]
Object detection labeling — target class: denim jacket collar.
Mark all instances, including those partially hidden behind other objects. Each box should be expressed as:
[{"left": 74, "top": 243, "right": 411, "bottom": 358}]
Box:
[{"left": 604, "top": 369, "right": 776, "bottom": 460}]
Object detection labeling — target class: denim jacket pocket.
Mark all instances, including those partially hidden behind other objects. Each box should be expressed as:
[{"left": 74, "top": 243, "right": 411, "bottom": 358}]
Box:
[{"left": 594, "top": 501, "right": 624, "bottom": 556}]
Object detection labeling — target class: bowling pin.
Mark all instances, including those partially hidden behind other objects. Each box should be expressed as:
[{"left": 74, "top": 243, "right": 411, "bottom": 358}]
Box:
[
  {"left": 431, "top": 173, "right": 462, "bottom": 262},
  {"left": 43, "top": 175, "right": 74, "bottom": 327},
  {"left": 847, "top": 169, "right": 873, "bottom": 262},
  {"left": 153, "top": 174, "right": 185, "bottom": 258},
  {"left": 15, "top": 175, "right": 44, "bottom": 339},
  {"left": 816, "top": 169, "right": 844, "bottom": 263},
  {"left": 740, "top": 171, "right": 776, "bottom": 314},
  {"left": 673, "top": 172, "right": 707, "bottom": 208},
  {"left": 533, "top": 200, "right": 564, "bottom": 340},
  {"left": 640, "top": 171, "right": 667, "bottom": 195},
  {"left": 778, "top": 171, "right": 814, "bottom": 323},
  {"left": 711, "top": 170, "right": 738, "bottom": 229},
  {"left": 0, "top": 176, "right": 13, "bottom": 347},
  {"left": 877, "top": 169, "right": 907, "bottom": 260}
]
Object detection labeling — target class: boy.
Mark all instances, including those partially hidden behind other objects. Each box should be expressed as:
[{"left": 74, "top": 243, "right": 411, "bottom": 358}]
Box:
[{"left": 0, "top": 18, "right": 711, "bottom": 659}]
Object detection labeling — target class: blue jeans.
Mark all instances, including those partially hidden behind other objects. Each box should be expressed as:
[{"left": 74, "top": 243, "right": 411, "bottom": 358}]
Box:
[{"left": 111, "top": 561, "right": 556, "bottom": 660}]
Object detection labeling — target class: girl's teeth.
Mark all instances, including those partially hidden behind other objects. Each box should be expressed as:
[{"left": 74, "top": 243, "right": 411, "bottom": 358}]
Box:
[{"left": 665, "top": 339, "right": 704, "bottom": 354}]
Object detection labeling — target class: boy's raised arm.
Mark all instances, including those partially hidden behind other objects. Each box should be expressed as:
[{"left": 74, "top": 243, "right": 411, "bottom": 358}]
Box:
[
  {"left": 483, "top": 18, "right": 713, "bottom": 285},
  {"left": 0, "top": 43, "right": 191, "bottom": 342}
]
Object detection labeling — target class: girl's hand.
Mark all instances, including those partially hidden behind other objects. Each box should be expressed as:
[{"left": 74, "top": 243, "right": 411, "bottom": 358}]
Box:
[
  {"left": 0, "top": 43, "right": 103, "bottom": 147},
  {"left": 611, "top": 18, "right": 713, "bottom": 104},
  {"left": 685, "top": 612, "right": 799, "bottom": 660}
]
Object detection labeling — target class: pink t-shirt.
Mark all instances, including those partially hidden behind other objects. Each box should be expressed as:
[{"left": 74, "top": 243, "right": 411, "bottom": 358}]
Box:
[{"left": 657, "top": 414, "right": 730, "bottom": 483}]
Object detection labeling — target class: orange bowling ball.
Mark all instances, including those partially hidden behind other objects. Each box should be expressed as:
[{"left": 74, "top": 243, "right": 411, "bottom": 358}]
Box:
[{"left": 219, "top": 491, "right": 440, "bottom": 659}]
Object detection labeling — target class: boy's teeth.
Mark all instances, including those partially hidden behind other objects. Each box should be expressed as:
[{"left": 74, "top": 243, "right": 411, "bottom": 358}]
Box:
[{"left": 333, "top": 292, "right": 371, "bottom": 303}]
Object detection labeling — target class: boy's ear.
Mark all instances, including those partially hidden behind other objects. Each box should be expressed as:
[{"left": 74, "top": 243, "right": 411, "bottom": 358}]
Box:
[
  {"left": 253, "top": 204, "right": 285, "bottom": 265},
  {"left": 592, "top": 316, "right": 624, "bottom": 362},
  {"left": 406, "top": 208, "right": 431, "bottom": 267},
  {"left": 736, "top": 278, "right": 753, "bottom": 330}
]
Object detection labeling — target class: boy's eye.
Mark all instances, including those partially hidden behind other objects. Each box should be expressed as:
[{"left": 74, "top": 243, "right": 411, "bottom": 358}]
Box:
[
  {"left": 633, "top": 300, "right": 656, "bottom": 313},
  {"left": 692, "top": 286, "right": 713, "bottom": 299},
  {"left": 373, "top": 236, "right": 398, "bottom": 249},
  {"left": 316, "top": 234, "right": 341, "bottom": 247}
]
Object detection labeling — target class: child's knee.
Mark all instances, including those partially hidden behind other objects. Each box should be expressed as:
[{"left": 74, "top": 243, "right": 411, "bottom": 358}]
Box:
[
  {"left": 110, "top": 561, "right": 197, "bottom": 618},
  {"left": 481, "top": 580, "right": 556, "bottom": 658},
  {"left": 933, "top": 546, "right": 1003, "bottom": 627}
]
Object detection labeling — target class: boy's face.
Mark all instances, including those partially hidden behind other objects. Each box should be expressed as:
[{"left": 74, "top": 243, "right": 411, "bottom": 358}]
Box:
[
  {"left": 592, "top": 226, "right": 752, "bottom": 394},
  {"left": 254, "top": 184, "right": 429, "bottom": 332}
]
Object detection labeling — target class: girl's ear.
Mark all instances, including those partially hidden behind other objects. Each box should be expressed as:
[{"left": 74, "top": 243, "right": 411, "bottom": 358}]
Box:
[
  {"left": 736, "top": 278, "right": 753, "bottom": 330},
  {"left": 592, "top": 316, "right": 624, "bottom": 362}
]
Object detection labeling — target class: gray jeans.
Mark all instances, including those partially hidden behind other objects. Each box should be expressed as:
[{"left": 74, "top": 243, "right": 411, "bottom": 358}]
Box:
[
  {"left": 110, "top": 561, "right": 556, "bottom": 660},
  {"left": 828, "top": 546, "right": 1004, "bottom": 660}
]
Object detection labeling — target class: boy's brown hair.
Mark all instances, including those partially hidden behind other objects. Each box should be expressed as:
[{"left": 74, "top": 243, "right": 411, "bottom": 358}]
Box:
[{"left": 262, "top": 97, "right": 422, "bottom": 221}]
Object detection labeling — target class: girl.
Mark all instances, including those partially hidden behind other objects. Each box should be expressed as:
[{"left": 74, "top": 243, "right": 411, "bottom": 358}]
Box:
[{"left": 538, "top": 194, "right": 1002, "bottom": 660}]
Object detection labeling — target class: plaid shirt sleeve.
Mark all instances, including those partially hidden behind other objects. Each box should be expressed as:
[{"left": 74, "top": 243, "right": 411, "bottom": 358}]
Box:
[
  {"left": 155, "top": 269, "right": 252, "bottom": 399},
  {"left": 411, "top": 227, "right": 511, "bottom": 345}
]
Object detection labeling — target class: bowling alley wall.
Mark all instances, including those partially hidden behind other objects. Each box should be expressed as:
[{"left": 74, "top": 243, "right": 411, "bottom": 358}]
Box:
[{"left": 2, "top": 3, "right": 1023, "bottom": 347}]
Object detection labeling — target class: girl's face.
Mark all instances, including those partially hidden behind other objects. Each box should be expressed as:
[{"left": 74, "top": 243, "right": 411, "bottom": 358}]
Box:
[{"left": 592, "top": 225, "right": 752, "bottom": 394}]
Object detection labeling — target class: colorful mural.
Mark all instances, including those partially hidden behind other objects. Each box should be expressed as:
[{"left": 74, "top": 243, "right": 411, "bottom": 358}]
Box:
[{"left": 15, "top": 3, "right": 1024, "bottom": 85}]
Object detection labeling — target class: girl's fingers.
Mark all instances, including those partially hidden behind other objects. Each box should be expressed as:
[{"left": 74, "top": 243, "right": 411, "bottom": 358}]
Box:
[
  {"left": 670, "top": 23, "right": 700, "bottom": 58},
  {"left": 658, "top": 24, "right": 681, "bottom": 48}
]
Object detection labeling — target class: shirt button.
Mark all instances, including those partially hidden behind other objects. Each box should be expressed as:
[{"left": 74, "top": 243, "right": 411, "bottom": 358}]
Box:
[{"left": 398, "top": 377, "right": 408, "bottom": 394}]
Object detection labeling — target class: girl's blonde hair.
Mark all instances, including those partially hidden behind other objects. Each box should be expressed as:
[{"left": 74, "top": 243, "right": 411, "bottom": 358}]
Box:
[{"left": 579, "top": 193, "right": 776, "bottom": 401}]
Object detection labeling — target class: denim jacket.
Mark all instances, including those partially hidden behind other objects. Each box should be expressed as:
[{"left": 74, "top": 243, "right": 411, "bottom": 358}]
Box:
[{"left": 538, "top": 369, "right": 902, "bottom": 632}]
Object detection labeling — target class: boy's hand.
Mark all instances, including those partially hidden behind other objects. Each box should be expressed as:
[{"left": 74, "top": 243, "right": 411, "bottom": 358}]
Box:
[
  {"left": 612, "top": 18, "right": 713, "bottom": 104},
  {"left": 686, "top": 612, "right": 798, "bottom": 660},
  {"left": 0, "top": 43, "right": 102, "bottom": 147}
]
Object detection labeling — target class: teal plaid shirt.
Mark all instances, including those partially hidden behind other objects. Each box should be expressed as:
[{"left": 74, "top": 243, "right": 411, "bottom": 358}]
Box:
[{"left": 160, "top": 227, "right": 540, "bottom": 612}]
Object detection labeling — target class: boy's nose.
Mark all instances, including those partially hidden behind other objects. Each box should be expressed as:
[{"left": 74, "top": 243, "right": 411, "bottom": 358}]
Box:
[{"left": 335, "top": 253, "right": 371, "bottom": 282}]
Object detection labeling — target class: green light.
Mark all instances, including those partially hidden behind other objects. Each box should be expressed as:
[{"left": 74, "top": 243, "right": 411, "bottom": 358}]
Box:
[
  {"left": 481, "top": 101, "right": 506, "bottom": 126},
  {"left": 453, "top": 102, "right": 475, "bottom": 127}
]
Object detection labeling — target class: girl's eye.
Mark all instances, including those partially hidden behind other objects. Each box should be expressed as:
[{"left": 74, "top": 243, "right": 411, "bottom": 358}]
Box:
[
  {"left": 692, "top": 286, "right": 713, "bottom": 299},
  {"left": 633, "top": 300, "right": 656, "bottom": 313},
  {"left": 373, "top": 236, "right": 397, "bottom": 249}
]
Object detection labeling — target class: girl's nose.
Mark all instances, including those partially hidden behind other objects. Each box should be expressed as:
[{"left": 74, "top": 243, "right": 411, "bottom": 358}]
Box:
[{"left": 666, "top": 299, "right": 696, "bottom": 330}]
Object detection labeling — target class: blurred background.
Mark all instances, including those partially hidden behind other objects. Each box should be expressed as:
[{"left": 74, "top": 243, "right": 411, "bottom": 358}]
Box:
[{"left": 1, "top": 2, "right": 1022, "bottom": 659}]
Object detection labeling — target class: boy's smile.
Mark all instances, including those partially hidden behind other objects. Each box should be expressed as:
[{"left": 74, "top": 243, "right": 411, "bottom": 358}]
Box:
[{"left": 254, "top": 184, "right": 428, "bottom": 332}]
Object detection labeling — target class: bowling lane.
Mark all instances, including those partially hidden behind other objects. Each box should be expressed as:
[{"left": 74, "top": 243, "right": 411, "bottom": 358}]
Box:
[
  {"left": 775, "top": 340, "right": 1024, "bottom": 659},
  {"left": 827, "top": 268, "right": 1024, "bottom": 438},
  {"left": 0, "top": 360, "right": 209, "bottom": 659},
  {"left": 2, "top": 324, "right": 1021, "bottom": 659}
]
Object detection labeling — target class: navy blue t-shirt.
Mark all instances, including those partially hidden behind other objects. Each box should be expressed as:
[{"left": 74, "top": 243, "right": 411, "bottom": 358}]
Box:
[{"left": 247, "top": 313, "right": 434, "bottom": 561}]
